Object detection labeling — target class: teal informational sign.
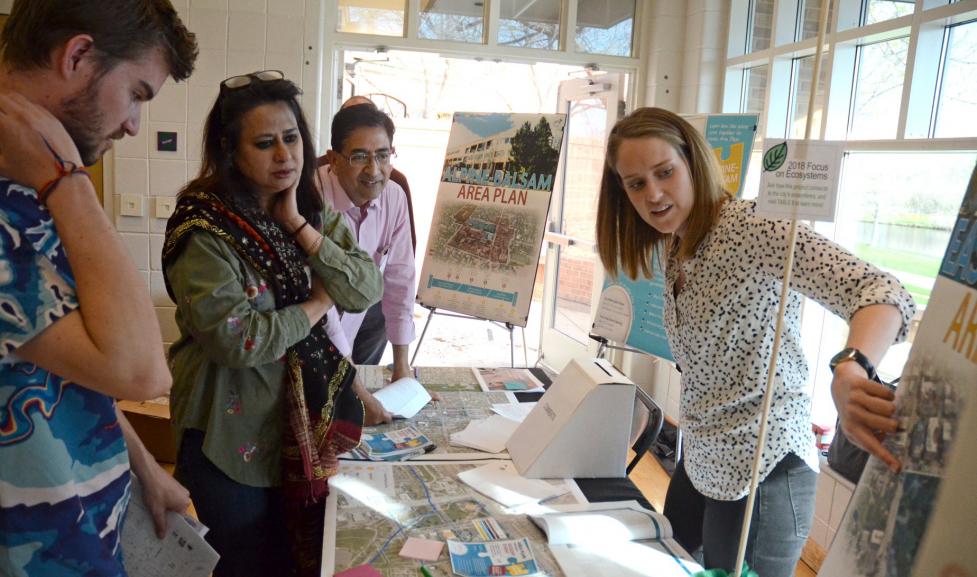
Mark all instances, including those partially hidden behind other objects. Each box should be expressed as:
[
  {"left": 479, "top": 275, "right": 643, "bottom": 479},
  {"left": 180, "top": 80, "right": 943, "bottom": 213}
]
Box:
[
  {"left": 591, "top": 259, "right": 673, "bottom": 361},
  {"left": 591, "top": 114, "right": 757, "bottom": 360},
  {"left": 699, "top": 114, "right": 759, "bottom": 197}
]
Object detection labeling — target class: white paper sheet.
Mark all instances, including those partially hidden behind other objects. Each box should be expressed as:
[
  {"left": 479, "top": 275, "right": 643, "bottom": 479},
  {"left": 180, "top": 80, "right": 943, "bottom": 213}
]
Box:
[
  {"left": 373, "top": 377, "right": 432, "bottom": 419},
  {"left": 457, "top": 461, "right": 567, "bottom": 507},
  {"left": 449, "top": 415, "right": 520, "bottom": 453},
  {"left": 490, "top": 402, "right": 535, "bottom": 423},
  {"left": 549, "top": 539, "right": 702, "bottom": 577}
]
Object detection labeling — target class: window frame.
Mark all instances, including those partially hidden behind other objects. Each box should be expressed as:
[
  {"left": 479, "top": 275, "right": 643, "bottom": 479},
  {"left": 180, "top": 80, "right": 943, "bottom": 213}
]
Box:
[
  {"left": 722, "top": 0, "right": 977, "bottom": 424},
  {"left": 309, "top": 0, "right": 647, "bottom": 149}
]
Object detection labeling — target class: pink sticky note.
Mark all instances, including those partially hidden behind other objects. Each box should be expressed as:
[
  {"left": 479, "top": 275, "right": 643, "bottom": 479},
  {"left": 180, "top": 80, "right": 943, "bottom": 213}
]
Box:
[
  {"left": 334, "top": 564, "right": 383, "bottom": 577},
  {"left": 398, "top": 537, "right": 444, "bottom": 561}
]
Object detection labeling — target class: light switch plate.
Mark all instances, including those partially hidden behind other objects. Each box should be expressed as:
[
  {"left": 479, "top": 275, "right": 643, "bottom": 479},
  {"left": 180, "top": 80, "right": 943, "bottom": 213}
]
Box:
[
  {"left": 154, "top": 197, "right": 175, "bottom": 219},
  {"left": 120, "top": 194, "right": 143, "bottom": 217}
]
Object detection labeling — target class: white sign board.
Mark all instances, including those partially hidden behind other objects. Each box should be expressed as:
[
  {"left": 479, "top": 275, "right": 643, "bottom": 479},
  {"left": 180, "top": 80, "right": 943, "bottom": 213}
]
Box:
[
  {"left": 591, "top": 285, "right": 633, "bottom": 344},
  {"left": 757, "top": 140, "right": 844, "bottom": 222}
]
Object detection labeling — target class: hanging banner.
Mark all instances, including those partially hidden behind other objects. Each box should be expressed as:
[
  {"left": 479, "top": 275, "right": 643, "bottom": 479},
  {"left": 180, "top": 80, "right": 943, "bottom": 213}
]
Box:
[
  {"left": 591, "top": 114, "right": 758, "bottom": 360},
  {"left": 822, "top": 163, "right": 977, "bottom": 577},
  {"left": 686, "top": 113, "right": 759, "bottom": 197},
  {"left": 416, "top": 112, "right": 567, "bottom": 327}
]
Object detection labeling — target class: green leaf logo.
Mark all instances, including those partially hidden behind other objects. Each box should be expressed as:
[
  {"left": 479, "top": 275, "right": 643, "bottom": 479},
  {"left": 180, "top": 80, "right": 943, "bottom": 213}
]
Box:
[{"left": 762, "top": 142, "right": 788, "bottom": 172}]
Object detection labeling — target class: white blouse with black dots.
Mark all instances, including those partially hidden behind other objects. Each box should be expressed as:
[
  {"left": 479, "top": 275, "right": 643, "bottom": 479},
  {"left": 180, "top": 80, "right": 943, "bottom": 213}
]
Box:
[{"left": 662, "top": 199, "right": 916, "bottom": 501}]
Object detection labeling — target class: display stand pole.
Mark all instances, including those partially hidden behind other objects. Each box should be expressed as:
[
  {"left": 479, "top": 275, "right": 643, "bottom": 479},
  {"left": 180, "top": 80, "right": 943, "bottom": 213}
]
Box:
[
  {"left": 410, "top": 305, "right": 527, "bottom": 368},
  {"left": 588, "top": 333, "right": 652, "bottom": 359},
  {"left": 733, "top": 2, "right": 832, "bottom": 576}
]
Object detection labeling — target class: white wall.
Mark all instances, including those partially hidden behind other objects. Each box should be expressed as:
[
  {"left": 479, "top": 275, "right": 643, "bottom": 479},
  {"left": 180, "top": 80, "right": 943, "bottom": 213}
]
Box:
[
  {"left": 641, "top": 0, "right": 728, "bottom": 113},
  {"left": 0, "top": 0, "right": 11, "bottom": 14}
]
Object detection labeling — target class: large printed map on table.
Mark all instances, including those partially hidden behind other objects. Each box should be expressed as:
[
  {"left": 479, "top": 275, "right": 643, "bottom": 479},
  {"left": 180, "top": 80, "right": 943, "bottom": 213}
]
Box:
[
  {"left": 323, "top": 461, "right": 584, "bottom": 577},
  {"left": 345, "top": 390, "right": 516, "bottom": 461},
  {"left": 356, "top": 365, "right": 482, "bottom": 392}
]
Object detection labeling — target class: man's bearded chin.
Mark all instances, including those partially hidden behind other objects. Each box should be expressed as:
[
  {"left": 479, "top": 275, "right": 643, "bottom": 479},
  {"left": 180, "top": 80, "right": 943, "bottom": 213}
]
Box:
[{"left": 60, "top": 90, "right": 106, "bottom": 167}]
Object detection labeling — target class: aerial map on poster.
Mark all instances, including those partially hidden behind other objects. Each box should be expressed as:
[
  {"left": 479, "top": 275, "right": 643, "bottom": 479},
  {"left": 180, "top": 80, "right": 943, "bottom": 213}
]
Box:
[
  {"left": 822, "top": 163, "right": 977, "bottom": 577},
  {"left": 416, "top": 112, "right": 567, "bottom": 326},
  {"left": 323, "top": 461, "right": 583, "bottom": 577}
]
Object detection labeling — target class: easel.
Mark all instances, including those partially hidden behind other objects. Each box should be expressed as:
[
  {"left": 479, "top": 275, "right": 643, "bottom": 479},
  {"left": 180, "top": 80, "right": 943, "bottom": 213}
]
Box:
[{"left": 410, "top": 304, "right": 530, "bottom": 368}]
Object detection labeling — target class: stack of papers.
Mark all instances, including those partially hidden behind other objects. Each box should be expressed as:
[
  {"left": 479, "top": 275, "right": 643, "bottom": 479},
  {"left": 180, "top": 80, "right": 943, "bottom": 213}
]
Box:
[
  {"left": 529, "top": 502, "right": 702, "bottom": 577},
  {"left": 449, "top": 415, "right": 519, "bottom": 453},
  {"left": 373, "top": 377, "right": 431, "bottom": 419},
  {"left": 355, "top": 426, "right": 435, "bottom": 461},
  {"left": 457, "top": 462, "right": 568, "bottom": 507},
  {"left": 122, "top": 475, "right": 219, "bottom": 577}
]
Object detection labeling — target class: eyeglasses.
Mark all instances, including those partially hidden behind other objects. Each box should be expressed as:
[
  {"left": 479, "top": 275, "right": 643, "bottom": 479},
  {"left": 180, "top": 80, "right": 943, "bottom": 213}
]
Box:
[
  {"left": 336, "top": 149, "right": 396, "bottom": 168},
  {"left": 220, "top": 70, "right": 285, "bottom": 91}
]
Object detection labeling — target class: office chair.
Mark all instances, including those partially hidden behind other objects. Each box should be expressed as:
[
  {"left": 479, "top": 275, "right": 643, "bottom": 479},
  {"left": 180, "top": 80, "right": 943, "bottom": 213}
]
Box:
[{"left": 627, "top": 386, "right": 665, "bottom": 475}]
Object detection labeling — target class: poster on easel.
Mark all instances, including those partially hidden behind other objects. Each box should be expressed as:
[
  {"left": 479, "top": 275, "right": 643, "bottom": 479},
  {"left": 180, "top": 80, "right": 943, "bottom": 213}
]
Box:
[
  {"left": 416, "top": 112, "right": 567, "bottom": 327},
  {"left": 591, "top": 114, "right": 758, "bottom": 360},
  {"left": 821, "top": 163, "right": 977, "bottom": 577}
]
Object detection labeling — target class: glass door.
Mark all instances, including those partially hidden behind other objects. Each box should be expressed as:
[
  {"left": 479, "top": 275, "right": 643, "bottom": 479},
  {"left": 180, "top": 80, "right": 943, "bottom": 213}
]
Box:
[{"left": 538, "top": 74, "right": 624, "bottom": 372}]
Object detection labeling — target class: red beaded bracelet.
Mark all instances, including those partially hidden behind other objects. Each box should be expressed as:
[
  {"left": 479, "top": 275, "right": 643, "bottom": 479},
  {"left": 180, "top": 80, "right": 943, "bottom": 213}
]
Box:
[{"left": 36, "top": 139, "right": 91, "bottom": 205}]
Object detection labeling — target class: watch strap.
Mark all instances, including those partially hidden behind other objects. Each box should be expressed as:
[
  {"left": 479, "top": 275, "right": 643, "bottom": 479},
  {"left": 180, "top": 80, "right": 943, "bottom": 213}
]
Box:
[{"left": 830, "top": 347, "right": 876, "bottom": 380}]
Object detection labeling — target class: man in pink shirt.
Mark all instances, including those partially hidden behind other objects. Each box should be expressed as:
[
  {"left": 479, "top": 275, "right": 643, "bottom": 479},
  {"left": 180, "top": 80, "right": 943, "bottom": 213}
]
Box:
[{"left": 319, "top": 102, "right": 416, "bottom": 421}]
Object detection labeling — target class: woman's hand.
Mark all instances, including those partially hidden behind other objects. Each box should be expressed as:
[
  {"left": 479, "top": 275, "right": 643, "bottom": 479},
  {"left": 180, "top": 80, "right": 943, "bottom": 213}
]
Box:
[
  {"left": 271, "top": 175, "right": 303, "bottom": 232},
  {"left": 831, "top": 361, "right": 901, "bottom": 472},
  {"left": 0, "top": 92, "right": 85, "bottom": 191},
  {"left": 352, "top": 377, "right": 393, "bottom": 425}
]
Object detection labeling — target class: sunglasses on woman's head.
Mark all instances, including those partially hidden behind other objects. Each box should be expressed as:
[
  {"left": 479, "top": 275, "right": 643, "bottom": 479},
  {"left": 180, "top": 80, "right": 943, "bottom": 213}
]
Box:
[{"left": 220, "top": 70, "right": 285, "bottom": 91}]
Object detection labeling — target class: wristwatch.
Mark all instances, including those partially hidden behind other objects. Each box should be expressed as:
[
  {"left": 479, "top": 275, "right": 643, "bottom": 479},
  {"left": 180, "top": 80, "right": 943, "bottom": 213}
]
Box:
[{"left": 829, "top": 347, "right": 876, "bottom": 380}]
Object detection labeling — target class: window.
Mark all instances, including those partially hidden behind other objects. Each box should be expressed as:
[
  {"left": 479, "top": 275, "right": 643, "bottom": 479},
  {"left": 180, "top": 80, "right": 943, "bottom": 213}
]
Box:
[
  {"left": 748, "top": 0, "right": 775, "bottom": 52},
  {"left": 798, "top": 0, "right": 829, "bottom": 40},
  {"left": 498, "top": 0, "right": 561, "bottom": 49},
  {"left": 743, "top": 65, "right": 770, "bottom": 115},
  {"left": 934, "top": 20, "right": 977, "bottom": 138},
  {"left": 337, "top": 0, "right": 405, "bottom": 36},
  {"left": 723, "top": 0, "right": 977, "bottom": 427},
  {"left": 788, "top": 55, "right": 828, "bottom": 138},
  {"left": 863, "top": 0, "right": 914, "bottom": 26},
  {"left": 419, "top": 0, "right": 485, "bottom": 43},
  {"left": 849, "top": 37, "right": 910, "bottom": 139},
  {"left": 333, "top": 0, "right": 640, "bottom": 58},
  {"left": 575, "top": 0, "right": 636, "bottom": 56}
]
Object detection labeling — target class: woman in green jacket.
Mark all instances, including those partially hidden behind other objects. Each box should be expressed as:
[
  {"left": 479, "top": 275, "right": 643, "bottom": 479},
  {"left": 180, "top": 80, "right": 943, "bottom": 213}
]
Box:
[{"left": 162, "top": 72, "right": 383, "bottom": 577}]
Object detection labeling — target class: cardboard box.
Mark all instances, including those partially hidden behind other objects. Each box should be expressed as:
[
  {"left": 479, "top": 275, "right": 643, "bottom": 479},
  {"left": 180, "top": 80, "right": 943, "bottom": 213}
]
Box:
[
  {"left": 118, "top": 397, "right": 176, "bottom": 463},
  {"left": 506, "top": 357, "right": 635, "bottom": 479}
]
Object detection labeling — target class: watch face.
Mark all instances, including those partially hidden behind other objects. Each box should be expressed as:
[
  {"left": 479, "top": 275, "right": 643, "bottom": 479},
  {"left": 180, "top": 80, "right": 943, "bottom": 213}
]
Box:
[
  {"left": 830, "top": 348, "right": 856, "bottom": 368},
  {"left": 830, "top": 347, "right": 875, "bottom": 378}
]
